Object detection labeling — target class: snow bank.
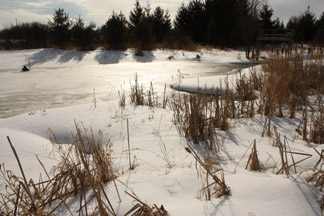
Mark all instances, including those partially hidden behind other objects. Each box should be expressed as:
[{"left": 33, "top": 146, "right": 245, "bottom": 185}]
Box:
[
  {"left": 0, "top": 101, "right": 322, "bottom": 215},
  {"left": 0, "top": 49, "right": 322, "bottom": 215}
]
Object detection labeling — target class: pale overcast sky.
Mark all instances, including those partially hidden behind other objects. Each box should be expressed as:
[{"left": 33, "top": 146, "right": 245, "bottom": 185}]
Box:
[{"left": 0, "top": 0, "right": 323, "bottom": 29}]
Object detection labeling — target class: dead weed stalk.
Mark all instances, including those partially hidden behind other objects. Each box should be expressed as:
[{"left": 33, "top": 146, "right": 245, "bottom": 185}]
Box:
[
  {"left": 245, "top": 139, "right": 261, "bottom": 171},
  {"left": 273, "top": 127, "right": 312, "bottom": 177},
  {"left": 0, "top": 124, "right": 118, "bottom": 215},
  {"left": 124, "top": 191, "right": 168, "bottom": 216},
  {"left": 130, "top": 74, "right": 168, "bottom": 108},
  {"left": 260, "top": 52, "right": 324, "bottom": 138},
  {"left": 185, "top": 145, "right": 230, "bottom": 199},
  {"left": 307, "top": 148, "right": 324, "bottom": 191}
]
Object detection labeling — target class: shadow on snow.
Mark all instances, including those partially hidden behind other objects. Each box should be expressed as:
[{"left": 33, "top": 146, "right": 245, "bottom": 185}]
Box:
[{"left": 27, "top": 49, "right": 89, "bottom": 66}]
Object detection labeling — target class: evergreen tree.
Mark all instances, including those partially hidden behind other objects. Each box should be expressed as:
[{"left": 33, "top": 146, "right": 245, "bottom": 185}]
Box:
[
  {"left": 290, "top": 6, "right": 317, "bottom": 43},
  {"left": 206, "top": 17, "right": 217, "bottom": 46},
  {"left": 129, "top": 1, "right": 154, "bottom": 49},
  {"left": 287, "top": 16, "right": 298, "bottom": 32},
  {"left": 314, "top": 12, "right": 324, "bottom": 44},
  {"left": 129, "top": 0, "right": 144, "bottom": 29},
  {"left": 48, "top": 8, "right": 72, "bottom": 49},
  {"left": 174, "top": 0, "right": 205, "bottom": 42},
  {"left": 104, "top": 12, "right": 128, "bottom": 48},
  {"left": 152, "top": 7, "right": 171, "bottom": 42},
  {"left": 174, "top": 3, "right": 190, "bottom": 32},
  {"left": 205, "top": 0, "right": 237, "bottom": 47},
  {"left": 134, "top": 17, "right": 153, "bottom": 48},
  {"left": 82, "top": 22, "right": 97, "bottom": 50},
  {"left": 71, "top": 17, "right": 97, "bottom": 50},
  {"left": 259, "top": 4, "right": 274, "bottom": 29},
  {"left": 235, "top": 0, "right": 262, "bottom": 58},
  {"left": 27, "top": 22, "right": 49, "bottom": 48},
  {"left": 71, "top": 16, "right": 85, "bottom": 47},
  {"left": 297, "top": 6, "right": 316, "bottom": 42},
  {"left": 273, "top": 18, "right": 284, "bottom": 30}
]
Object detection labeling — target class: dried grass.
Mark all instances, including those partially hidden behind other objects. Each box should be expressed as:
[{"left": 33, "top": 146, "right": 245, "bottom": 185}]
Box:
[
  {"left": 170, "top": 67, "right": 262, "bottom": 150},
  {"left": 307, "top": 149, "right": 324, "bottom": 191},
  {"left": 245, "top": 139, "right": 261, "bottom": 172},
  {"left": 0, "top": 124, "right": 117, "bottom": 215},
  {"left": 260, "top": 51, "right": 324, "bottom": 139},
  {"left": 124, "top": 191, "right": 168, "bottom": 216},
  {"left": 185, "top": 145, "right": 230, "bottom": 199},
  {"left": 273, "top": 126, "right": 312, "bottom": 177},
  {"left": 170, "top": 90, "right": 229, "bottom": 150},
  {"left": 130, "top": 74, "right": 167, "bottom": 108}
]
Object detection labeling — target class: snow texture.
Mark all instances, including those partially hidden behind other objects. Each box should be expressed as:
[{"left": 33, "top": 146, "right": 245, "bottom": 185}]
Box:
[{"left": 0, "top": 48, "right": 322, "bottom": 215}]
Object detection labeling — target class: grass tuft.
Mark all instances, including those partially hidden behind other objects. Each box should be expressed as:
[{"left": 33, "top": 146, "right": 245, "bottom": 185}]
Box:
[{"left": 0, "top": 124, "right": 117, "bottom": 215}]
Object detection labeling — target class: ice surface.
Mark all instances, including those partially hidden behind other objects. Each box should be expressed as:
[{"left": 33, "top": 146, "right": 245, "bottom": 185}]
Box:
[{"left": 0, "top": 48, "right": 250, "bottom": 118}]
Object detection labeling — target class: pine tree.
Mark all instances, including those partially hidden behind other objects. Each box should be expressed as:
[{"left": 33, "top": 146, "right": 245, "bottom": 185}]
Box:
[
  {"left": 48, "top": 8, "right": 72, "bottom": 49},
  {"left": 71, "top": 16, "right": 85, "bottom": 47},
  {"left": 129, "top": 0, "right": 144, "bottom": 29},
  {"left": 235, "top": 0, "right": 262, "bottom": 57},
  {"left": 174, "top": 0, "right": 205, "bottom": 42},
  {"left": 82, "top": 22, "right": 97, "bottom": 50},
  {"left": 152, "top": 7, "right": 171, "bottom": 42},
  {"left": 174, "top": 3, "right": 190, "bottom": 32},
  {"left": 205, "top": 0, "right": 245, "bottom": 47},
  {"left": 296, "top": 6, "right": 316, "bottom": 43},
  {"left": 71, "top": 16, "right": 97, "bottom": 50},
  {"left": 273, "top": 18, "right": 284, "bottom": 30},
  {"left": 129, "top": 0, "right": 154, "bottom": 49},
  {"left": 28, "top": 22, "right": 49, "bottom": 48},
  {"left": 259, "top": 4, "right": 274, "bottom": 29},
  {"left": 287, "top": 16, "right": 298, "bottom": 32},
  {"left": 134, "top": 17, "right": 153, "bottom": 49},
  {"left": 104, "top": 12, "right": 128, "bottom": 48},
  {"left": 314, "top": 12, "right": 324, "bottom": 43},
  {"left": 206, "top": 17, "right": 217, "bottom": 46}
]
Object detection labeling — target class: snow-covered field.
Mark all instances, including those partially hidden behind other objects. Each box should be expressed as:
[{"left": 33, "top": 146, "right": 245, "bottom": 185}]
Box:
[{"left": 0, "top": 48, "right": 323, "bottom": 215}]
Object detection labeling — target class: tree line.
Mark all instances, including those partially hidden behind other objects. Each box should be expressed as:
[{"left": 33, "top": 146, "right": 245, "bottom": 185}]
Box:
[{"left": 0, "top": 0, "right": 323, "bottom": 51}]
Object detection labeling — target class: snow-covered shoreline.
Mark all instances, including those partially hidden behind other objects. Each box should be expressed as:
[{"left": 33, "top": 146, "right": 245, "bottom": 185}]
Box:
[
  {"left": 0, "top": 48, "right": 323, "bottom": 215},
  {"left": 0, "top": 48, "right": 251, "bottom": 70}
]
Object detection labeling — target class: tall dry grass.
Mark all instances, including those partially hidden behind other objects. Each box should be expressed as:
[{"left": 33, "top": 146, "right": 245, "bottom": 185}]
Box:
[
  {"left": 261, "top": 48, "right": 324, "bottom": 140},
  {"left": 170, "top": 71, "right": 259, "bottom": 150},
  {"left": 185, "top": 145, "right": 230, "bottom": 199},
  {"left": 1, "top": 124, "right": 117, "bottom": 215},
  {"left": 130, "top": 74, "right": 168, "bottom": 109}
]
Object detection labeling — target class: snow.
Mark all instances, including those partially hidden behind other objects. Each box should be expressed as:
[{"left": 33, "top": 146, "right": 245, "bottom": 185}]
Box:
[
  {"left": 0, "top": 48, "right": 251, "bottom": 118},
  {"left": 0, "top": 48, "right": 323, "bottom": 215}
]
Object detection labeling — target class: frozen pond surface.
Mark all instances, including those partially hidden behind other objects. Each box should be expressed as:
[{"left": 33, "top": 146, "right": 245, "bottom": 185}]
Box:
[{"left": 0, "top": 49, "right": 251, "bottom": 118}]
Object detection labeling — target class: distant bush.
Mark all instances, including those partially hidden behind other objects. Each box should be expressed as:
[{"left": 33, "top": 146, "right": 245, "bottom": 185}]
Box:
[{"left": 0, "top": 22, "right": 49, "bottom": 49}]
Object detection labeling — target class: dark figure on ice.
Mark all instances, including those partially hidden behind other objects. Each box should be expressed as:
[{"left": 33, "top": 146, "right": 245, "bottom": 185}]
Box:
[{"left": 21, "top": 65, "right": 30, "bottom": 72}]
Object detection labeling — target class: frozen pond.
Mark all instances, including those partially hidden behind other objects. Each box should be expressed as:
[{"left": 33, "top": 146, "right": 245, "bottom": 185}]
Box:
[{"left": 0, "top": 49, "right": 252, "bottom": 118}]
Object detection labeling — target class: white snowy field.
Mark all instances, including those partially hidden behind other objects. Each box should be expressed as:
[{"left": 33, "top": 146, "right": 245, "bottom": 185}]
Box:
[{"left": 0, "top": 48, "right": 323, "bottom": 215}]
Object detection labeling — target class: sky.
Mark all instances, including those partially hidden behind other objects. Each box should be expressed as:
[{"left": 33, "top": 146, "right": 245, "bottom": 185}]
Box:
[{"left": 0, "top": 0, "right": 323, "bottom": 30}]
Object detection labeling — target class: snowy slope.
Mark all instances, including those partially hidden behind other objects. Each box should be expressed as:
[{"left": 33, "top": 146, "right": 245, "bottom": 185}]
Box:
[
  {"left": 0, "top": 48, "right": 322, "bottom": 215},
  {"left": 0, "top": 101, "right": 322, "bottom": 215}
]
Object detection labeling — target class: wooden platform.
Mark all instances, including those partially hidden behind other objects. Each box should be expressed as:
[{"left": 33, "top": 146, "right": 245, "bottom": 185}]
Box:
[{"left": 256, "top": 29, "right": 294, "bottom": 59}]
